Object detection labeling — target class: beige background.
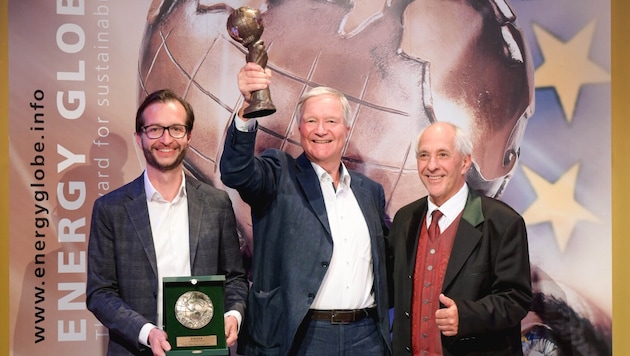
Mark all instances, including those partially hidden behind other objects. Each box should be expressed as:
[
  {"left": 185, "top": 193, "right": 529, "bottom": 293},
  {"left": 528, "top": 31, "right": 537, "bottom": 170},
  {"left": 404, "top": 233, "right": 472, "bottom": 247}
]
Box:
[{"left": 0, "top": 0, "right": 627, "bottom": 355}]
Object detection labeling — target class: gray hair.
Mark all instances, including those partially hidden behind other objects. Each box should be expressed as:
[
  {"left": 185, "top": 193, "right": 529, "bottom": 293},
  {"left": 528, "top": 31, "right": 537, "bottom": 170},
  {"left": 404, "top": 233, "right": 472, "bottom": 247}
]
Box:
[
  {"left": 296, "top": 86, "right": 352, "bottom": 127},
  {"left": 415, "top": 122, "right": 473, "bottom": 158}
]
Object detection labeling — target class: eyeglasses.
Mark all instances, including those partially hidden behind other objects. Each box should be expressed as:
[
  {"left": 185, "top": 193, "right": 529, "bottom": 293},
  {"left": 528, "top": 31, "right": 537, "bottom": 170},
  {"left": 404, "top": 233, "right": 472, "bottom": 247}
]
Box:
[{"left": 142, "top": 125, "right": 189, "bottom": 139}]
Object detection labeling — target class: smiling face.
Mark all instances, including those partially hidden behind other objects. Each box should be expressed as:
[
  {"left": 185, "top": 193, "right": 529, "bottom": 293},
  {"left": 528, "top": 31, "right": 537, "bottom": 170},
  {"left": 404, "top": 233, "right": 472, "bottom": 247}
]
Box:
[
  {"left": 298, "top": 94, "right": 350, "bottom": 173},
  {"left": 135, "top": 100, "right": 191, "bottom": 174},
  {"left": 416, "top": 123, "right": 472, "bottom": 206}
]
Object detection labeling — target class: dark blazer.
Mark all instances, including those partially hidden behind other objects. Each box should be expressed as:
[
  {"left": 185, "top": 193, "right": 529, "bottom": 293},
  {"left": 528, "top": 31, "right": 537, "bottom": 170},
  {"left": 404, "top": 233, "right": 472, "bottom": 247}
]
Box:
[
  {"left": 388, "top": 187, "right": 532, "bottom": 355},
  {"left": 86, "top": 174, "right": 248, "bottom": 356},
  {"left": 220, "top": 122, "right": 392, "bottom": 355}
]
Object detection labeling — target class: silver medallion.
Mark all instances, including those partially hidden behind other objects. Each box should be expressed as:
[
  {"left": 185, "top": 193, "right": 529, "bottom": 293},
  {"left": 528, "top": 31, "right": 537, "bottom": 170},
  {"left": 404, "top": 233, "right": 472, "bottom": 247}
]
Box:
[{"left": 174, "top": 291, "right": 214, "bottom": 329}]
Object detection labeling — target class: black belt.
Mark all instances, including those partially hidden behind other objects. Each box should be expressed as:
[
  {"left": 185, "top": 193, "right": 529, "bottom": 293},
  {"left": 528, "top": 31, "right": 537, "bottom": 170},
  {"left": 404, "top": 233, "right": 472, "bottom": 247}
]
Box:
[{"left": 308, "top": 308, "right": 377, "bottom": 324}]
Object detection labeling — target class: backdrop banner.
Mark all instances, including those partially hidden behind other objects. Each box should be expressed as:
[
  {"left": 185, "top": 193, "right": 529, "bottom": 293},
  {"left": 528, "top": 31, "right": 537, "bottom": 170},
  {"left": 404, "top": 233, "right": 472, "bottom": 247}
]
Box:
[
  {"left": 8, "top": 1, "right": 151, "bottom": 354},
  {"left": 8, "top": 0, "right": 611, "bottom": 355}
]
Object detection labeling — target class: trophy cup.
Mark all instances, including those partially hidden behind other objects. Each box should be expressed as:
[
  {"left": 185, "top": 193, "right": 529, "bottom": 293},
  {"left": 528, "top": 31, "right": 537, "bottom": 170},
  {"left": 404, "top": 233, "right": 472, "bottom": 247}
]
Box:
[{"left": 227, "top": 7, "right": 276, "bottom": 118}]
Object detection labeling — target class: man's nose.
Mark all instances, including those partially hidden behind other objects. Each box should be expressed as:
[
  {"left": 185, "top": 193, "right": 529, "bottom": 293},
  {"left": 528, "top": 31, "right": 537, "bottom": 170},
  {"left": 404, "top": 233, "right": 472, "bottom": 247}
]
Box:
[
  {"left": 160, "top": 129, "right": 175, "bottom": 143},
  {"left": 314, "top": 121, "right": 327, "bottom": 134},
  {"left": 427, "top": 155, "right": 439, "bottom": 169}
]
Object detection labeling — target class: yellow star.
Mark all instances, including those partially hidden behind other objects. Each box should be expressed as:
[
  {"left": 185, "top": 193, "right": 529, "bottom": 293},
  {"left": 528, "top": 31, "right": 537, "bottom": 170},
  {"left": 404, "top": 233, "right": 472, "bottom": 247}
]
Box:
[
  {"left": 521, "top": 163, "right": 599, "bottom": 252},
  {"left": 533, "top": 21, "right": 610, "bottom": 123}
]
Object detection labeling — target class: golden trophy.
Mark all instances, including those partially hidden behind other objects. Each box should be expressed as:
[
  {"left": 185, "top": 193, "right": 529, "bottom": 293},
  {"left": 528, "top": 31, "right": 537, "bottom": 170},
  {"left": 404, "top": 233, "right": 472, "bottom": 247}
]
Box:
[{"left": 227, "top": 7, "right": 276, "bottom": 118}]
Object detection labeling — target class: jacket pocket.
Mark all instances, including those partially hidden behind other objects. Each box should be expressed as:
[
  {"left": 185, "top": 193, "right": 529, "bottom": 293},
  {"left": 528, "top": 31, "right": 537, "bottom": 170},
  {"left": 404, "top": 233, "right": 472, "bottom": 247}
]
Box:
[{"left": 249, "top": 287, "right": 284, "bottom": 348}]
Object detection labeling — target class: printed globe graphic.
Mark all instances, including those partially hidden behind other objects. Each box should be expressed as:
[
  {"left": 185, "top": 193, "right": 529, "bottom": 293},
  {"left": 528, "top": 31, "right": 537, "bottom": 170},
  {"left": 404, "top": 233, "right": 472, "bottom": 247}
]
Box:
[
  {"left": 138, "top": 0, "right": 533, "bottom": 259},
  {"left": 175, "top": 291, "right": 214, "bottom": 330}
]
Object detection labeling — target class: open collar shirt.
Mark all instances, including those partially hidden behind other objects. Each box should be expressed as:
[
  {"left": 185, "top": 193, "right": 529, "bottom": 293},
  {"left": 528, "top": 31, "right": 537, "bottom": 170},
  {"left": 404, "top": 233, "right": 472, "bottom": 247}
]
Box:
[
  {"left": 309, "top": 163, "right": 375, "bottom": 310},
  {"left": 144, "top": 170, "right": 190, "bottom": 328}
]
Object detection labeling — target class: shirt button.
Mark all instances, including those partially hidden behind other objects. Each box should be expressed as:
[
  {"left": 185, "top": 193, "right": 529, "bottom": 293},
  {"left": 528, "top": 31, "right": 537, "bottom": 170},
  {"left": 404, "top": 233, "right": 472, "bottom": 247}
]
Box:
[
  {"left": 427, "top": 265, "right": 433, "bottom": 271},
  {"left": 430, "top": 248, "right": 436, "bottom": 254}
]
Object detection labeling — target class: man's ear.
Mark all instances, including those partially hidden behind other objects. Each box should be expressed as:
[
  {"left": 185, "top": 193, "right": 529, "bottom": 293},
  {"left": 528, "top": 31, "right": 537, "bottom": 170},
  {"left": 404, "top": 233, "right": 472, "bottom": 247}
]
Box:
[{"left": 462, "top": 154, "right": 473, "bottom": 173}]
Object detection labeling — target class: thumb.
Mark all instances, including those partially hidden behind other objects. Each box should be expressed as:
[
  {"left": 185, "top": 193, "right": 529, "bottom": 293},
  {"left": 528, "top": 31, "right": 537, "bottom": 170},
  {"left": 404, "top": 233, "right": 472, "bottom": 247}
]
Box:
[
  {"left": 439, "top": 293, "right": 454, "bottom": 307},
  {"left": 161, "top": 339, "right": 172, "bottom": 352}
]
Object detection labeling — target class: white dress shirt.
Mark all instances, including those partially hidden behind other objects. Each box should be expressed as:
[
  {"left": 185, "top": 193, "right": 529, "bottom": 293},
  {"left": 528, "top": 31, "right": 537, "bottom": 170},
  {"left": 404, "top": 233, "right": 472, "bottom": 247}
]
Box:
[
  {"left": 139, "top": 171, "right": 190, "bottom": 345},
  {"left": 310, "top": 163, "right": 376, "bottom": 310}
]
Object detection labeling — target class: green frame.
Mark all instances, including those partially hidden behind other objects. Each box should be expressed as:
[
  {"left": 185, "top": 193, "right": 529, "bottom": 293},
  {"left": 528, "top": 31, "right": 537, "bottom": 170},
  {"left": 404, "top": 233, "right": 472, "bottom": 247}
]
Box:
[{"left": 163, "top": 275, "right": 228, "bottom": 355}]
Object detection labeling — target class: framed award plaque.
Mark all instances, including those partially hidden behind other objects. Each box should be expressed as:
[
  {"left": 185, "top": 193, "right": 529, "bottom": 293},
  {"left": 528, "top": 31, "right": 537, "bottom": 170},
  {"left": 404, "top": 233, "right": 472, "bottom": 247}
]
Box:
[{"left": 163, "top": 275, "right": 228, "bottom": 355}]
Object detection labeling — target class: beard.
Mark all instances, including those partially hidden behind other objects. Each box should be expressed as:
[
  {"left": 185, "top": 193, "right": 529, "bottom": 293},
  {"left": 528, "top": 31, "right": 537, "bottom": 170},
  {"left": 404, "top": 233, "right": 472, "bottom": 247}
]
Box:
[{"left": 142, "top": 141, "right": 187, "bottom": 172}]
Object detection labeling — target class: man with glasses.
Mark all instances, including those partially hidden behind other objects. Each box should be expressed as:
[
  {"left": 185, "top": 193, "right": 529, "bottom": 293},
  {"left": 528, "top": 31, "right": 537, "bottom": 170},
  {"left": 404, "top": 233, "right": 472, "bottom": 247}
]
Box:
[{"left": 86, "top": 89, "right": 248, "bottom": 356}]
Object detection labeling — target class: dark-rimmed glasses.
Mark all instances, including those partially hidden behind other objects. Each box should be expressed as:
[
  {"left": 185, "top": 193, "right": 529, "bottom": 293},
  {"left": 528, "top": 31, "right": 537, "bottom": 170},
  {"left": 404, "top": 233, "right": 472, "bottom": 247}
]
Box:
[{"left": 142, "top": 125, "right": 189, "bottom": 139}]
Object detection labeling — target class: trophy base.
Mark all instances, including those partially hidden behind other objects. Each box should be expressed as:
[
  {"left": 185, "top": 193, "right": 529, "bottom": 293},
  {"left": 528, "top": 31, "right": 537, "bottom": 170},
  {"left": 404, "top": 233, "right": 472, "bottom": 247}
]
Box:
[
  {"left": 243, "top": 87, "right": 276, "bottom": 118},
  {"left": 243, "top": 102, "right": 276, "bottom": 118}
]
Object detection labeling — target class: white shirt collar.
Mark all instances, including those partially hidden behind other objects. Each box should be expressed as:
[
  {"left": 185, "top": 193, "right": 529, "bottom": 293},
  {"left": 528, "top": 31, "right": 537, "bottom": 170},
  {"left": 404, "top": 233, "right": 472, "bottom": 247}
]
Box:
[
  {"left": 311, "top": 162, "right": 351, "bottom": 187},
  {"left": 427, "top": 182, "right": 469, "bottom": 222},
  {"left": 143, "top": 170, "right": 187, "bottom": 202}
]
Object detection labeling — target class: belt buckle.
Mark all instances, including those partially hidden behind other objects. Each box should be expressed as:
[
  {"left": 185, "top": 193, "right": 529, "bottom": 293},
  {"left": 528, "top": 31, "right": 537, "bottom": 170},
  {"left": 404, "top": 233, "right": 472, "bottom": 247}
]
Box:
[{"left": 330, "top": 310, "right": 351, "bottom": 325}]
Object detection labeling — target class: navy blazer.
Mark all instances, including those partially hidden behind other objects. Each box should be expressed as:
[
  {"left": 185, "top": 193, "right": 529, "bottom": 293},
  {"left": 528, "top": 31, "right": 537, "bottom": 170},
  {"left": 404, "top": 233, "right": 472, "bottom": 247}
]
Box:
[
  {"left": 86, "top": 174, "right": 248, "bottom": 355},
  {"left": 387, "top": 187, "right": 532, "bottom": 355},
  {"left": 220, "top": 121, "right": 392, "bottom": 355}
]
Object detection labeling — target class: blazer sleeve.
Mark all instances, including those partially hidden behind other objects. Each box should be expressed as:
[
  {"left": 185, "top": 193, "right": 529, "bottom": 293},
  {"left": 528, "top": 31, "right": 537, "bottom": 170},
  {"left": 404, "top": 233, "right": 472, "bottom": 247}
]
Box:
[
  {"left": 216, "top": 191, "right": 248, "bottom": 318},
  {"left": 86, "top": 196, "right": 152, "bottom": 352},
  {"left": 220, "top": 120, "right": 281, "bottom": 208},
  {"left": 453, "top": 201, "right": 532, "bottom": 338}
]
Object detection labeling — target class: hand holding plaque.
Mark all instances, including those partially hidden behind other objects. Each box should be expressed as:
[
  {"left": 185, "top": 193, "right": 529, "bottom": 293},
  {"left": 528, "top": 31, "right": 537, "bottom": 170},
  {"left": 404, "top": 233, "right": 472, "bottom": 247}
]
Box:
[{"left": 227, "top": 7, "right": 276, "bottom": 118}]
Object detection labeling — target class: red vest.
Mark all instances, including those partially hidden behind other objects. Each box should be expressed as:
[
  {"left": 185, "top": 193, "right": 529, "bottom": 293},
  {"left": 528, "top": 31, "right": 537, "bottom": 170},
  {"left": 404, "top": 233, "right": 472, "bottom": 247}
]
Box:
[{"left": 411, "top": 212, "right": 462, "bottom": 355}]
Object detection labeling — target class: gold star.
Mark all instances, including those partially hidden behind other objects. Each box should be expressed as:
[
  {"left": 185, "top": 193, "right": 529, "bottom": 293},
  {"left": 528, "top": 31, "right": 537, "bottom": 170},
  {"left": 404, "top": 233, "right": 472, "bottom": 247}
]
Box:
[
  {"left": 521, "top": 163, "right": 599, "bottom": 252},
  {"left": 533, "top": 21, "right": 610, "bottom": 123}
]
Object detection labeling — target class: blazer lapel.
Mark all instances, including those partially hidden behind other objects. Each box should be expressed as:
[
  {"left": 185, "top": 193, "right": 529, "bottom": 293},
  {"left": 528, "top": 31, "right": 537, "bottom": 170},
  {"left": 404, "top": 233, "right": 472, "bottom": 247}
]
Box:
[
  {"left": 406, "top": 199, "right": 428, "bottom": 275},
  {"left": 186, "top": 176, "right": 203, "bottom": 271},
  {"left": 442, "top": 189, "right": 484, "bottom": 290},
  {"left": 349, "top": 174, "right": 379, "bottom": 242},
  {"left": 124, "top": 175, "right": 159, "bottom": 279},
  {"left": 295, "top": 154, "right": 331, "bottom": 236}
]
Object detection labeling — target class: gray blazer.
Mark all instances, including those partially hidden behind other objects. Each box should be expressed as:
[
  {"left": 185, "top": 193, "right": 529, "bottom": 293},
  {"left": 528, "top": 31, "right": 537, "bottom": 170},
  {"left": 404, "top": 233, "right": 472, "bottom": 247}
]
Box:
[
  {"left": 220, "top": 121, "right": 392, "bottom": 355},
  {"left": 86, "top": 174, "right": 248, "bottom": 355}
]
